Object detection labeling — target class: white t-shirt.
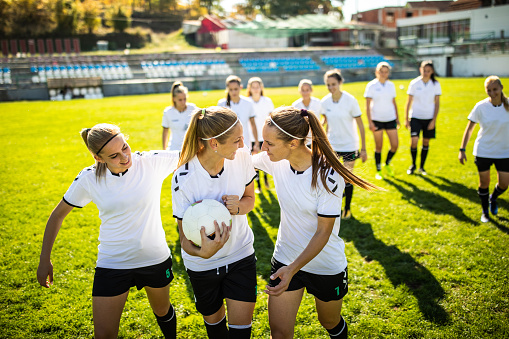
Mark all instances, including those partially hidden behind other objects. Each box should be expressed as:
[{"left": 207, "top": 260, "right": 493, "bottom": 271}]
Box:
[
  {"left": 468, "top": 98, "right": 509, "bottom": 158},
  {"left": 407, "top": 77, "right": 442, "bottom": 119},
  {"left": 364, "top": 79, "right": 397, "bottom": 122},
  {"left": 162, "top": 103, "right": 198, "bottom": 151},
  {"left": 172, "top": 147, "right": 256, "bottom": 271},
  {"left": 292, "top": 97, "right": 323, "bottom": 143},
  {"left": 252, "top": 152, "right": 347, "bottom": 275},
  {"left": 247, "top": 96, "right": 274, "bottom": 142},
  {"left": 63, "top": 150, "right": 180, "bottom": 269},
  {"left": 321, "top": 92, "right": 362, "bottom": 152},
  {"left": 218, "top": 96, "right": 256, "bottom": 147}
]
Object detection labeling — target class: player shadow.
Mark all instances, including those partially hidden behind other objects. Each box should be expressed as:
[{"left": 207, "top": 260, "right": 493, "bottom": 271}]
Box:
[
  {"left": 489, "top": 216, "right": 509, "bottom": 234},
  {"left": 169, "top": 236, "right": 200, "bottom": 302},
  {"left": 419, "top": 174, "right": 480, "bottom": 205},
  {"left": 384, "top": 177, "right": 477, "bottom": 225},
  {"left": 340, "top": 218, "right": 450, "bottom": 324}
]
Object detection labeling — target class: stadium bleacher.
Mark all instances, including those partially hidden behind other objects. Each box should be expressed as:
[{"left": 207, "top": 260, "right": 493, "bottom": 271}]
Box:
[
  {"left": 30, "top": 61, "right": 133, "bottom": 83},
  {"left": 141, "top": 59, "right": 233, "bottom": 78},
  {"left": 321, "top": 55, "right": 393, "bottom": 70},
  {"left": 239, "top": 57, "right": 320, "bottom": 73}
]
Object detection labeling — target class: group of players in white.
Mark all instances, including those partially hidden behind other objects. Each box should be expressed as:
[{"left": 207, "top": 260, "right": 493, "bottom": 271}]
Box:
[{"left": 37, "top": 62, "right": 508, "bottom": 338}]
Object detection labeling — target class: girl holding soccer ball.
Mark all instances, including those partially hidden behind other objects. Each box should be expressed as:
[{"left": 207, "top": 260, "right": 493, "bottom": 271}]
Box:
[
  {"left": 246, "top": 76, "right": 274, "bottom": 192},
  {"left": 218, "top": 75, "right": 259, "bottom": 153},
  {"left": 162, "top": 81, "right": 198, "bottom": 150},
  {"left": 321, "top": 69, "right": 367, "bottom": 219},
  {"left": 37, "top": 124, "right": 180, "bottom": 339},
  {"left": 459, "top": 76, "right": 509, "bottom": 223},
  {"left": 171, "top": 107, "right": 257, "bottom": 339},
  {"left": 253, "top": 106, "right": 377, "bottom": 339},
  {"left": 404, "top": 60, "right": 442, "bottom": 175},
  {"left": 364, "top": 61, "right": 400, "bottom": 180}
]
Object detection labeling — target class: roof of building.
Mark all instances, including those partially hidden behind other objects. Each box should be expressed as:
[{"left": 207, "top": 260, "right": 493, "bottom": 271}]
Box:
[
  {"left": 446, "top": 0, "right": 482, "bottom": 11},
  {"left": 407, "top": 1, "right": 454, "bottom": 11}
]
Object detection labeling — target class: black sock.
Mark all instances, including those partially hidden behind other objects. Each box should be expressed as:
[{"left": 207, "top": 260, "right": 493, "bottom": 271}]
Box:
[
  {"left": 478, "top": 187, "right": 490, "bottom": 214},
  {"left": 386, "top": 150, "right": 396, "bottom": 165},
  {"left": 204, "top": 316, "right": 228, "bottom": 339},
  {"left": 154, "top": 305, "right": 176, "bottom": 339},
  {"left": 344, "top": 183, "right": 353, "bottom": 212},
  {"left": 256, "top": 170, "right": 261, "bottom": 189},
  {"left": 491, "top": 184, "right": 507, "bottom": 201},
  {"left": 411, "top": 148, "right": 417, "bottom": 167},
  {"left": 326, "top": 316, "right": 347, "bottom": 338},
  {"left": 420, "top": 146, "right": 429, "bottom": 169},
  {"left": 228, "top": 323, "right": 252, "bottom": 339},
  {"left": 375, "top": 152, "right": 382, "bottom": 171}
]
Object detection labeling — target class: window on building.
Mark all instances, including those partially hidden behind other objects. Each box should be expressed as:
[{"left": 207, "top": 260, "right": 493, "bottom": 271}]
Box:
[
  {"left": 386, "top": 12, "right": 394, "bottom": 23},
  {"left": 406, "top": 12, "right": 413, "bottom": 18}
]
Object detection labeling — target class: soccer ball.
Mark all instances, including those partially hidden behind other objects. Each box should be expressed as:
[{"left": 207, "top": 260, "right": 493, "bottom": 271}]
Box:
[{"left": 182, "top": 199, "right": 232, "bottom": 247}]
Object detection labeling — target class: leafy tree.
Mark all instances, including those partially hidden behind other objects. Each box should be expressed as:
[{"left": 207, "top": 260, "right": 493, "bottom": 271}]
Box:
[
  {"left": 247, "top": 0, "right": 343, "bottom": 18},
  {"left": 111, "top": 6, "right": 130, "bottom": 32},
  {"left": 0, "top": 0, "right": 10, "bottom": 37},
  {"left": 7, "top": 0, "right": 56, "bottom": 37},
  {"left": 80, "top": 0, "right": 101, "bottom": 34},
  {"left": 55, "top": 0, "right": 79, "bottom": 35}
]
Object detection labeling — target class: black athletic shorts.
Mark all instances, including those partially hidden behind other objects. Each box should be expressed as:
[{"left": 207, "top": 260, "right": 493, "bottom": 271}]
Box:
[
  {"left": 474, "top": 156, "right": 509, "bottom": 172},
  {"left": 410, "top": 118, "right": 435, "bottom": 139},
  {"left": 92, "top": 255, "right": 174, "bottom": 297},
  {"left": 186, "top": 253, "right": 257, "bottom": 316},
  {"left": 269, "top": 258, "right": 348, "bottom": 302},
  {"left": 251, "top": 141, "right": 263, "bottom": 150},
  {"left": 336, "top": 150, "right": 359, "bottom": 162},
  {"left": 373, "top": 119, "right": 397, "bottom": 131}
]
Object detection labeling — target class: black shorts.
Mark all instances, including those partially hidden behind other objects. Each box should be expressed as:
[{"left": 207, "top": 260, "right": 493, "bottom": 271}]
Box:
[
  {"left": 474, "top": 156, "right": 509, "bottom": 172},
  {"left": 336, "top": 150, "right": 359, "bottom": 162},
  {"left": 92, "top": 255, "right": 174, "bottom": 297},
  {"left": 269, "top": 258, "right": 348, "bottom": 302},
  {"left": 251, "top": 141, "right": 263, "bottom": 150},
  {"left": 373, "top": 119, "right": 397, "bottom": 131},
  {"left": 186, "top": 253, "right": 257, "bottom": 316},
  {"left": 410, "top": 118, "right": 435, "bottom": 139}
]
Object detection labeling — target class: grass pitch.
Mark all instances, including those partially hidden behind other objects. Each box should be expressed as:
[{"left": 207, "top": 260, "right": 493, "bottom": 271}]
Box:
[{"left": 0, "top": 77, "right": 508, "bottom": 338}]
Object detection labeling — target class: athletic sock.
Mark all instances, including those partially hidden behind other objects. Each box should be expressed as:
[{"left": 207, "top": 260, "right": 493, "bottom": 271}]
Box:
[
  {"left": 420, "top": 146, "right": 429, "bottom": 169},
  {"left": 256, "top": 170, "right": 261, "bottom": 189},
  {"left": 411, "top": 147, "right": 417, "bottom": 167},
  {"left": 375, "top": 152, "right": 382, "bottom": 171},
  {"left": 326, "top": 316, "right": 348, "bottom": 338},
  {"left": 228, "top": 323, "right": 252, "bottom": 339},
  {"left": 491, "top": 184, "right": 507, "bottom": 201},
  {"left": 154, "top": 305, "right": 176, "bottom": 339},
  {"left": 344, "top": 183, "right": 353, "bottom": 212},
  {"left": 204, "top": 316, "right": 228, "bottom": 339},
  {"left": 478, "top": 187, "right": 490, "bottom": 214},
  {"left": 386, "top": 150, "right": 396, "bottom": 165}
]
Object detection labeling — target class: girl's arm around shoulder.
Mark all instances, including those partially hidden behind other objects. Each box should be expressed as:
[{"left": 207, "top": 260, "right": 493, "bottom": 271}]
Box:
[{"left": 137, "top": 150, "right": 180, "bottom": 178}]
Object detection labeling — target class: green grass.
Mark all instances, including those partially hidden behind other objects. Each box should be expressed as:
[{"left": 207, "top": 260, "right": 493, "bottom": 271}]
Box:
[{"left": 0, "top": 78, "right": 508, "bottom": 338}]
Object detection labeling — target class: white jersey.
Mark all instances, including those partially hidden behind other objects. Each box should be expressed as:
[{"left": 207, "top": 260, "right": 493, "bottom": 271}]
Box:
[
  {"left": 247, "top": 96, "right": 274, "bottom": 142},
  {"left": 321, "top": 92, "right": 362, "bottom": 152},
  {"left": 292, "top": 97, "right": 322, "bottom": 117},
  {"left": 468, "top": 98, "right": 509, "bottom": 158},
  {"left": 252, "top": 152, "right": 347, "bottom": 275},
  {"left": 364, "top": 79, "right": 397, "bottom": 122},
  {"left": 407, "top": 77, "right": 441, "bottom": 119},
  {"left": 172, "top": 147, "right": 256, "bottom": 271},
  {"left": 162, "top": 103, "right": 198, "bottom": 151},
  {"left": 218, "top": 96, "right": 256, "bottom": 147},
  {"left": 63, "top": 150, "right": 180, "bottom": 269}
]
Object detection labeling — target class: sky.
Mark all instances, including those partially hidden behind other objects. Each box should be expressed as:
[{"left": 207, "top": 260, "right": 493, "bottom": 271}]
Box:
[{"left": 220, "top": 0, "right": 441, "bottom": 21}]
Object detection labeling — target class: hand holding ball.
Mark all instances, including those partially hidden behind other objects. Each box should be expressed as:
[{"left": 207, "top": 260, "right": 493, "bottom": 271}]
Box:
[{"left": 182, "top": 199, "right": 232, "bottom": 247}]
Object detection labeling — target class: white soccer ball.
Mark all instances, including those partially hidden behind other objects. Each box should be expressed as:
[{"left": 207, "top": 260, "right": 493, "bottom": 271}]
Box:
[
  {"left": 182, "top": 199, "right": 232, "bottom": 247},
  {"left": 399, "top": 85, "right": 405, "bottom": 90}
]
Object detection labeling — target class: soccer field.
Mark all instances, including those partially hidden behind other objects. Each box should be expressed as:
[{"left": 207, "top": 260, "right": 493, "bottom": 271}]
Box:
[{"left": 0, "top": 77, "right": 508, "bottom": 338}]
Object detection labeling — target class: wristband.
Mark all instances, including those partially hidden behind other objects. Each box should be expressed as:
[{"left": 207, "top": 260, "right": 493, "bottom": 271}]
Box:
[
  {"left": 459, "top": 148, "right": 466, "bottom": 152},
  {"left": 236, "top": 207, "right": 240, "bottom": 215}
]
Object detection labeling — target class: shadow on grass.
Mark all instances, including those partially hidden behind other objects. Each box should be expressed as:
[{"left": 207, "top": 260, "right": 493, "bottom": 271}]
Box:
[
  {"left": 385, "top": 177, "right": 477, "bottom": 225},
  {"left": 170, "top": 237, "right": 197, "bottom": 303},
  {"left": 420, "top": 174, "right": 480, "bottom": 205},
  {"left": 340, "top": 218, "right": 450, "bottom": 324}
]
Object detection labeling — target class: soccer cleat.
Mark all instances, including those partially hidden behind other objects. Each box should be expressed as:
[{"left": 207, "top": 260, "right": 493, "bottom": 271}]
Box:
[
  {"left": 490, "top": 197, "right": 499, "bottom": 215},
  {"left": 384, "top": 164, "right": 394, "bottom": 177},
  {"left": 481, "top": 213, "right": 490, "bottom": 223},
  {"left": 255, "top": 188, "right": 261, "bottom": 194},
  {"left": 341, "top": 209, "right": 352, "bottom": 220},
  {"left": 418, "top": 168, "right": 427, "bottom": 176},
  {"left": 375, "top": 171, "right": 384, "bottom": 180},
  {"left": 407, "top": 165, "right": 416, "bottom": 175}
]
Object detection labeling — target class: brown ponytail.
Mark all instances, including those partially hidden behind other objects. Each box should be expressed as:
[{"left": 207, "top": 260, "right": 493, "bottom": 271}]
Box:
[
  {"left": 171, "top": 81, "right": 188, "bottom": 106},
  {"left": 178, "top": 106, "right": 239, "bottom": 168},
  {"left": 225, "top": 75, "right": 242, "bottom": 107},
  {"left": 268, "top": 107, "right": 379, "bottom": 194},
  {"left": 420, "top": 60, "right": 438, "bottom": 84},
  {"left": 80, "top": 123, "right": 122, "bottom": 180}
]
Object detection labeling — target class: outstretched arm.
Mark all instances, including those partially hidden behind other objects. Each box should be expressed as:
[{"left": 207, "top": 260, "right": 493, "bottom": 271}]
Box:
[{"left": 37, "top": 200, "right": 74, "bottom": 288}]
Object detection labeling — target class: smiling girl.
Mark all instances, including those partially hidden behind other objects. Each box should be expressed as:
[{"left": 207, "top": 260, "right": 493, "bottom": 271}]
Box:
[{"left": 37, "top": 123, "right": 180, "bottom": 339}]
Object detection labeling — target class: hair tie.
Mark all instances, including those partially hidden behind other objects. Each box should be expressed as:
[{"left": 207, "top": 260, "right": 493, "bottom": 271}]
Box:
[
  {"left": 201, "top": 118, "right": 239, "bottom": 140},
  {"left": 300, "top": 109, "right": 309, "bottom": 117},
  {"left": 96, "top": 133, "right": 119, "bottom": 155},
  {"left": 86, "top": 128, "right": 91, "bottom": 134},
  {"left": 269, "top": 116, "right": 304, "bottom": 140},
  {"left": 201, "top": 108, "right": 206, "bottom": 116}
]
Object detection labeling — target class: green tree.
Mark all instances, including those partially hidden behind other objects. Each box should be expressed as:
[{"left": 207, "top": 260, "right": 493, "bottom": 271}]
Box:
[
  {"left": 0, "top": 0, "right": 10, "bottom": 37},
  {"left": 80, "top": 0, "right": 101, "bottom": 34},
  {"left": 111, "top": 6, "right": 129, "bottom": 32},
  {"left": 7, "top": 0, "right": 56, "bottom": 37},
  {"left": 248, "top": 0, "right": 343, "bottom": 18},
  {"left": 54, "top": 0, "right": 78, "bottom": 35}
]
